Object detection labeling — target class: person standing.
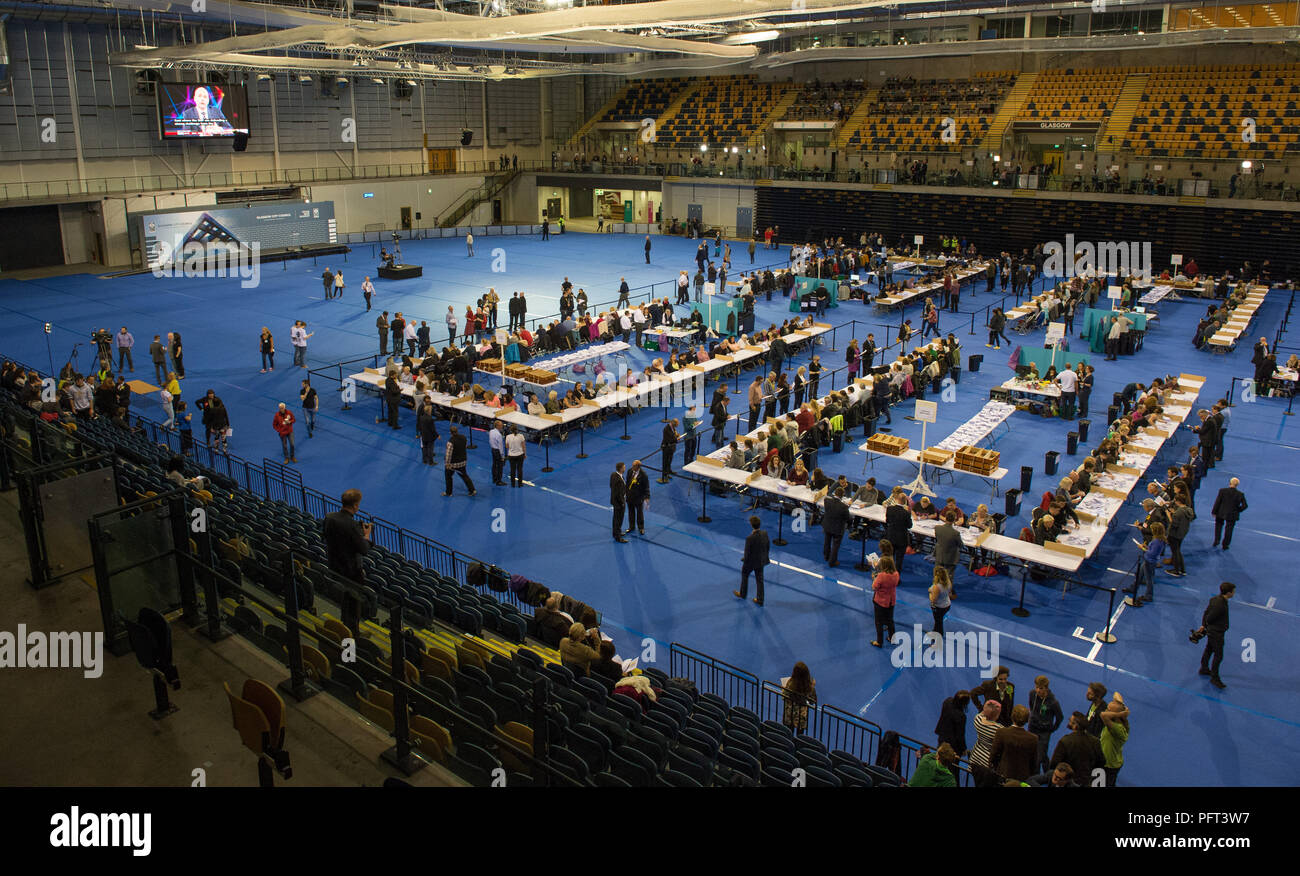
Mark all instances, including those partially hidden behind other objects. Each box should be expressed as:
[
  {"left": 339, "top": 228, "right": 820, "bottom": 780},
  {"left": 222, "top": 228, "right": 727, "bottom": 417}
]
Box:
[
  {"left": 541, "top": 217, "right": 549, "bottom": 240},
  {"left": 1027, "top": 676, "right": 1064, "bottom": 775},
  {"left": 259, "top": 327, "right": 275, "bottom": 372},
  {"left": 505, "top": 425, "right": 526, "bottom": 487},
  {"left": 821, "top": 487, "right": 850, "bottom": 567},
  {"left": 748, "top": 237, "right": 756, "bottom": 264},
  {"left": 1165, "top": 496, "right": 1193, "bottom": 577},
  {"left": 986, "top": 308, "right": 1007, "bottom": 349},
  {"left": 659, "top": 419, "right": 678, "bottom": 482},
  {"left": 403, "top": 318, "right": 418, "bottom": 357},
  {"left": 169, "top": 332, "right": 185, "bottom": 379},
  {"left": 115, "top": 326, "right": 135, "bottom": 373},
  {"left": 747, "top": 375, "right": 763, "bottom": 432},
  {"left": 376, "top": 311, "right": 389, "bottom": 356},
  {"left": 299, "top": 378, "right": 318, "bottom": 437},
  {"left": 443, "top": 425, "right": 476, "bottom": 496},
  {"left": 384, "top": 371, "right": 402, "bottom": 430},
  {"left": 990, "top": 705, "right": 1040, "bottom": 782},
  {"left": 1050, "top": 712, "right": 1104, "bottom": 782},
  {"left": 390, "top": 312, "right": 405, "bottom": 357},
  {"left": 322, "top": 489, "right": 372, "bottom": 634},
  {"left": 466, "top": 231, "right": 474, "bottom": 257},
  {"left": 1193, "top": 409, "right": 1219, "bottom": 470},
  {"left": 644, "top": 234, "right": 652, "bottom": 264},
  {"left": 416, "top": 400, "right": 439, "bottom": 466},
  {"left": 711, "top": 394, "right": 730, "bottom": 446},
  {"left": 203, "top": 393, "right": 230, "bottom": 453},
  {"left": 149, "top": 335, "right": 167, "bottom": 385},
  {"left": 617, "top": 278, "right": 630, "bottom": 310},
  {"left": 884, "top": 488, "right": 913, "bottom": 576},
  {"left": 932, "top": 510, "right": 961, "bottom": 585},
  {"left": 291, "top": 320, "right": 313, "bottom": 368},
  {"left": 362, "top": 276, "right": 375, "bottom": 311},
  {"left": 322, "top": 267, "right": 334, "bottom": 299},
  {"left": 625, "top": 459, "right": 650, "bottom": 535},
  {"left": 1055, "top": 363, "right": 1077, "bottom": 419},
  {"left": 682, "top": 405, "right": 700, "bottom": 463},
  {"left": 272, "top": 402, "right": 297, "bottom": 463},
  {"left": 445, "top": 307, "right": 458, "bottom": 345},
  {"left": 417, "top": 321, "right": 431, "bottom": 357},
  {"left": 159, "top": 385, "right": 175, "bottom": 429},
  {"left": 610, "top": 462, "right": 629, "bottom": 542},
  {"left": 485, "top": 287, "right": 499, "bottom": 330},
  {"left": 870, "top": 556, "right": 899, "bottom": 648},
  {"left": 1076, "top": 364, "right": 1093, "bottom": 418},
  {"left": 333, "top": 270, "right": 345, "bottom": 300},
  {"left": 1098, "top": 695, "right": 1130, "bottom": 787},
  {"left": 929, "top": 567, "right": 953, "bottom": 636},
  {"left": 1197, "top": 582, "right": 1234, "bottom": 689},
  {"left": 489, "top": 421, "right": 506, "bottom": 486},
  {"left": 1211, "top": 477, "right": 1247, "bottom": 550},
  {"left": 734, "top": 515, "right": 769, "bottom": 606}
]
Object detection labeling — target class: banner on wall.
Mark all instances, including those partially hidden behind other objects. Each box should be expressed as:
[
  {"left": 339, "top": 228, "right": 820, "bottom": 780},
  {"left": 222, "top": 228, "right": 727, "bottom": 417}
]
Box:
[{"left": 133, "top": 200, "right": 337, "bottom": 269}]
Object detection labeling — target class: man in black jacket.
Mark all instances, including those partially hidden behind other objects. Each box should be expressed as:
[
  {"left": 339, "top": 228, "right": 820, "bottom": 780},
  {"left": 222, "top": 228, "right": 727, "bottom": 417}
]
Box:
[
  {"left": 610, "top": 462, "right": 628, "bottom": 543},
  {"left": 1211, "top": 477, "right": 1247, "bottom": 550},
  {"left": 1027, "top": 675, "right": 1065, "bottom": 774},
  {"left": 416, "top": 401, "right": 439, "bottom": 465},
  {"left": 443, "top": 425, "right": 475, "bottom": 496},
  {"left": 376, "top": 312, "right": 389, "bottom": 356},
  {"left": 1049, "top": 713, "right": 1104, "bottom": 784},
  {"left": 734, "top": 515, "right": 769, "bottom": 606},
  {"left": 1197, "top": 582, "right": 1234, "bottom": 689},
  {"left": 625, "top": 459, "right": 650, "bottom": 535},
  {"left": 1192, "top": 409, "right": 1219, "bottom": 470},
  {"left": 934, "top": 690, "right": 970, "bottom": 757},
  {"left": 659, "top": 419, "right": 678, "bottom": 482},
  {"left": 884, "top": 490, "right": 913, "bottom": 575},
  {"left": 384, "top": 373, "right": 402, "bottom": 429},
  {"left": 322, "top": 488, "right": 371, "bottom": 633},
  {"left": 932, "top": 510, "right": 962, "bottom": 585},
  {"left": 821, "top": 487, "right": 851, "bottom": 567}
]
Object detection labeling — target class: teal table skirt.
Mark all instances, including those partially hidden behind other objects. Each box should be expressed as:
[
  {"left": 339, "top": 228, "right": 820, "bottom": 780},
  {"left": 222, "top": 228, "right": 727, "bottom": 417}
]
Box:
[
  {"left": 789, "top": 275, "right": 841, "bottom": 312},
  {"left": 1018, "top": 346, "right": 1090, "bottom": 374}
]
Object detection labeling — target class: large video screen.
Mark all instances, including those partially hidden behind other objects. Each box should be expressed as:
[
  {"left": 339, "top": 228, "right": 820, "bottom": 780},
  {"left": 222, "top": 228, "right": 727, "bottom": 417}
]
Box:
[
  {"left": 133, "top": 201, "right": 336, "bottom": 269},
  {"left": 157, "top": 82, "right": 249, "bottom": 139}
]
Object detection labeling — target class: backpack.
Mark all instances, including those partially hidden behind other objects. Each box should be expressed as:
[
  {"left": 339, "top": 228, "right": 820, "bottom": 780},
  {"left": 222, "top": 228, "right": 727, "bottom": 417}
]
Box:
[{"left": 665, "top": 677, "right": 698, "bottom": 701}]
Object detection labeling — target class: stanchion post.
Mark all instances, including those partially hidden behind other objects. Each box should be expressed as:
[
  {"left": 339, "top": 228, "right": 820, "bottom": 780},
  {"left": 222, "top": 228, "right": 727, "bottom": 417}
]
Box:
[
  {"left": 621, "top": 399, "right": 631, "bottom": 439},
  {"left": 697, "top": 477, "right": 711, "bottom": 523},
  {"left": 1095, "top": 588, "right": 1118, "bottom": 643},
  {"left": 576, "top": 424, "right": 588, "bottom": 459},
  {"left": 773, "top": 503, "right": 788, "bottom": 547},
  {"left": 1011, "top": 568, "right": 1031, "bottom": 617}
]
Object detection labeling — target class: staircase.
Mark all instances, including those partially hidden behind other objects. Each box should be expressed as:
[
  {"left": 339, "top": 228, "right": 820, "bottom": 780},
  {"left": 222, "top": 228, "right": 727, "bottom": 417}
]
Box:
[
  {"left": 747, "top": 84, "right": 800, "bottom": 149},
  {"left": 834, "top": 88, "right": 878, "bottom": 150},
  {"left": 438, "top": 169, "right": 517, "bottom": 228},
  {"left": 980, "top": 72, "right": 1038, "bottom": 150},
  {"left": 1099, "top": 73, "right": 1148, "bottom": 151},
  {"left": 564, "top": 85, "right": 630, "bottom": 151}
]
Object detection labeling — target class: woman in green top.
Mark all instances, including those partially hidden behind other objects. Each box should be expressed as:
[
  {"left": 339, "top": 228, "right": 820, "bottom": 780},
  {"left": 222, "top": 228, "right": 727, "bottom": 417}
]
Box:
[
  {"left": 1099, "top": 693, "right": 1131, "bottom": 787},
  {"left": 909, "top": 742, "right": 959, "bottom": 787}
]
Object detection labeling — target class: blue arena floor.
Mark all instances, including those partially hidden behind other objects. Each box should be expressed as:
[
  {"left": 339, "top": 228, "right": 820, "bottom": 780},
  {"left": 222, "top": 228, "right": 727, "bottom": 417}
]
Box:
[{"left": 2, "top": 230, "right": 1298, "bottom": 786}]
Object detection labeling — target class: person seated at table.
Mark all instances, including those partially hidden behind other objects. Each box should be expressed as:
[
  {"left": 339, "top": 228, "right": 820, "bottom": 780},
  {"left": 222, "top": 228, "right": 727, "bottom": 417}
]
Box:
[
  {"left": 787, "top": 459, "right": 809, "bottom": 486},
  {"left": 808, "top": 467, "right": 831, "bottom": 494},
  {"left": 853, "top": 476, "right": 883, "bottom": 506},
  {"left": 967, "top": 503, "right": 994, "bottom": 533},
  {"left": 940, "top": 497, "right": 966, "bottom": 526},
  {"left": 1024, "top": 362, "right": 1040, "bottom": 381},
  {"left": 499, "top": 385, "right": 516, "bottom": 410},
  {"left": 1032, "top": 512, "right": 1057, "bottom": 545},
  {"left": 580, "top": 380, "right": 598, "bottom": 400},
  {"left": 743, "top": 437, "right": 761, "bottom": 468},
  {"left": 595, "top": 377, "right": 615, "bottom": 397},
  {"left": 564, "top": 389, "right": 582, "bottom": 409},
  {"left": 759, "top": 442, "right": 782, "bottom": 476},
  {"left": 665, "top": 352, "right": 682, "bottom": 373},
  {"left": 1043, "top": 365, "right": 1058, "bottom": 382},
  {"left": 544, "top": 390, "right": 562, "bottom": 414},
  {"left": 1286, "top": 354, "right": 1300, "bottom": 372},
  {"left": 912, "top": 495, "right": 940, "bottom": 520},
  {"left": 480, "top": 390, "right": 500, "bottom": 409},
  {"left": 726, "top": 441, "right": 745, "bottom": 469}
]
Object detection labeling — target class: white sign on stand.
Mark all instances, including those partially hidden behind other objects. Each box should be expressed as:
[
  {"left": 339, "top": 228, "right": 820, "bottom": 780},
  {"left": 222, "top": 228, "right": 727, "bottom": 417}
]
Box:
[
  {"left": 703, "top": 282, "right": 716, "bottom": 297},
  {"left": 1171, "top": 254, "right": 1183, "bottom": 266},
  {"left": 496, "top": 329, "right": 509, "bottom": 345},
  {"left": 1045, "top": 321, "right": 1066, "bottom": 344},
  {"left": 913, "top": 235, "right": 924, "bottom": 245},
  {"left": 903, "top": 400, "right": 938, "bottom": 498},
  {"left": 1107, "top": 285, "right": 1123, "bottom": 301}
]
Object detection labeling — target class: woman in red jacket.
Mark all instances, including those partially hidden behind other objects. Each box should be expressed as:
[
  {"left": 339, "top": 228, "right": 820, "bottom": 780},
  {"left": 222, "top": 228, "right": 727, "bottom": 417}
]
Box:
[{"left": 871, "top": 556, "right": 899, "bottom": 648}]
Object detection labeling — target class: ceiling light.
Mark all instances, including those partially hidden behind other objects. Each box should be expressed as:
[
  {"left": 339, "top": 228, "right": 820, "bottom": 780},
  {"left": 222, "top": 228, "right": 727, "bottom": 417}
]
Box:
[
  {"left": 405, "top": 79, "right": 419, "bottom": 87},
  {"left": 299, "top": 75, "right": 312, "bottom": 83},
  {"left": 336, "top": 76, "right": 349, "bottom": 85},
  {"left": 721, "top": 29, "right": 781, "bottom": 45},
  {"left": 700, "top": 144, "right": 708, "bottom": 152},
  {"left": 371, "top": 77, "right": 384, "bottom": 84},
  {"left": 1242, "top": 160, "right": 1252, "bottom": 169},
  {"left": 133, "top": 43, "right": 156, "bottom": 51},
  {"left": 257, "top": 73, "right": 272, "bottom": 81}
]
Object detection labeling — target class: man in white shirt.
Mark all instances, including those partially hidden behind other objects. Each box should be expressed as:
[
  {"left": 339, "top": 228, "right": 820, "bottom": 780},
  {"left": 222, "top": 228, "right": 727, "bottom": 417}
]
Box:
[
  {"left": 361, "top": 276, "right": 375, "bottom": 311},
  {"left": 489, "top": 421, "right": 506, "bottom": 485},
  {"left": 632, "top": 307, "right": 647, "bottom": 348},
  {"left": 466, "top": 232, "right": 474, "bottom": 257},
  {"left": 404, "top": 320, "right": 418, "bottom": 357},
  {"left": 619, "top": 311, "right": 633, "bottom": 344},
  {"left": 1055, "top": 363, "right": 1078, "bottom": 419},
  {"left": 677, "top": 271, "right": 689, "bottom": 305}
]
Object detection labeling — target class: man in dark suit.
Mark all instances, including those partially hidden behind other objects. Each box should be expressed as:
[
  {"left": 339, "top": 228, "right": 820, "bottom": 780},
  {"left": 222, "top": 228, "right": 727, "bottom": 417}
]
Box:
[
  {"left": 625, "top": 460, "right": 650, "bottom": 535},
  {"left": 734, "top": 515, "right": 769, "bottom": 606},
  {"left": 933, "top": 510, "right": 962, "bottom": 592},
  {"left": 376, "top": 311, "right": 389, "bottom": 356},
  {"left": 179, "top": 86, "right": 228, "bottom": 122},
  {"left": 884, "top": 491, "right": 913, "bottom": 575},
  {"left": 1192, "top": 409, "right": 1219, "bottom": 469},
  {"left": 322, "top": 267, "right": 335, "bottom": 299},
  {"left": 1211, "top": 477, "right": 1247, "bottom": 550},
  {"left": 821, "top": 487, "right": 851, "bottom": 567},
  {"left": 384, "top": 372, "right": 402, "bottom": 429},
  {"left": 1197, "top": 582, "right": 1234, "bottom": 689},
  {"left": 322, "top": 488, "right": 371, "bottom": 634},
  {"left": 990, "top": 705, "right": 1039, "bottom": 782},
  {"left": 610, "top": 462, "right": 628, "bottom": 543},
  {"left": 659, "top": 419, "right": 678, "bottom": 482},
  {"left": 1049, "top": 712, "right": 1104, "bottom": 783},
  {"left": 644, "top": 234, "right": 652, "bottom": 264},
  {"left": 517, "top": 293, "right": 527, "bottom": 331}
]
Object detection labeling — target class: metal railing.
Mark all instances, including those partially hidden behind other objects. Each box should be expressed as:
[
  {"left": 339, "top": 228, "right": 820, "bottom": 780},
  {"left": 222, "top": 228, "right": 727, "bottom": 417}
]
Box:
[{"left": 668, "top": 643, "right": 761, "bottom": 712}]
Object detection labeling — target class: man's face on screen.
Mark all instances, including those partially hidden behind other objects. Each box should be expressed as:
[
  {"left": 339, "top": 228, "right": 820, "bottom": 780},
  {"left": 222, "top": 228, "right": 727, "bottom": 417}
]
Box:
[{"left": 194, "top": 87, "right": 211, "bottom": 111}]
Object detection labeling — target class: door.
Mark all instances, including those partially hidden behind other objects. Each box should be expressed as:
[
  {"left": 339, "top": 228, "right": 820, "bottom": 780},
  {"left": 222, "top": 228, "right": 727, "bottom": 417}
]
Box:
[
  {"left": 400, "top": 207, "right": 412, "bottom": 230},
  {"left": 492, "top": 199, "right": 503, "bottom": 224},
  {"left": 545, "top": 197, "right": 563, "bottom": 220},
  {"left": 687, "top": 203, "right": 703, "bottom": 227},
  {"left": 735, "top": 207, "right": 753, "bottom": 240}
]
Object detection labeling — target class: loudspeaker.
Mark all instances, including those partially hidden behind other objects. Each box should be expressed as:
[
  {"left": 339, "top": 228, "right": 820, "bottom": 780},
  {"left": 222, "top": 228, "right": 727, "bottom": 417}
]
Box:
[
  {"left": 232, "top": 132, "right": 249, "bottom": 152},
  {"left": 460, "top": 129, "right": 473, "bottom": 146}
]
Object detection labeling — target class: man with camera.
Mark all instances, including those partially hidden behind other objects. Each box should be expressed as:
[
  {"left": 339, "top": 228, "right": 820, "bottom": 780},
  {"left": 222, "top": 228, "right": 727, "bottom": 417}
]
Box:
[
  {"left": 322, "top": 488, "right": 372, "bottom": 635},
  {"left": 92, "top": 328, "right": 113, "bottom": 370},
  {"left": 1193, "top": 582, "right": 1234, "bottom": 690}
]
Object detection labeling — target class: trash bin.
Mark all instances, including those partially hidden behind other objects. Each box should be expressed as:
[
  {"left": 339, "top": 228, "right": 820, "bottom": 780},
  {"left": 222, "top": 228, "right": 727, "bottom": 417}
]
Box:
[
  {"left": 951, "top": 365, "right": 961, "bottom": 384},
  {"left": 1078, "top": 419, "right": 1091, "bottom": 443},
  {"left": 1066, "top": 431, "right": 1079, "bottom": 455},
  {"left": 1106, "top": 404, "right": 1120, "bottom": 426},
  {"left": 1004, "top": 488, "right": 1022, "bottom": 517},
  {"left": 991, "top": 511, "right": 1007, "bottom": 535},
  {"left": 1020, "top": 465, "right": 1033, "bottom": 493},
  {"left": 1045, "top": 450, "right": 1060, "bottom": 475},
  {"left": 969, "top": 354, "right": 983, "bottom": 373}
]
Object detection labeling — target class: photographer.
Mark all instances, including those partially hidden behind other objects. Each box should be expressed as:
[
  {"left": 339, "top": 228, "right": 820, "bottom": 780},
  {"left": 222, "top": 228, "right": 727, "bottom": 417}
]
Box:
[
  {"left": 322, "top": 488, "right": 373, "bottom": 635},
  {"left": 92, "top": 328, "right": 113, "bottom": 369},
  {"left": 1194, "top": 582, "right": 1234, "bottom": 690}
]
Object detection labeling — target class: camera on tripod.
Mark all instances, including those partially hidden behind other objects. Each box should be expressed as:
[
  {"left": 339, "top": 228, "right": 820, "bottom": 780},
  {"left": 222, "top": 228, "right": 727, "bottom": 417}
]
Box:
[{"left": 91, "top": 328, "right": 112, "bottom": 345}]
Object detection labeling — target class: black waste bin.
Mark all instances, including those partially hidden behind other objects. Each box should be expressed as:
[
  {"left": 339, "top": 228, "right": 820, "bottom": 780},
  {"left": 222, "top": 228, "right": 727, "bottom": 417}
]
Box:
[
  {"left": 863, "top": 416, "right": 877, "bottom": 438},
  {"left": 932, "top": 375, "right": 942, "bottom": 394},
  {"left": 951, "top": 365, "right": 961, "bottom": 384},
  {"left": 991, "top": 511, "right": 1007, "bottom": 535},
  {"left": 1045, "top": 450, "right": 1060, "bottom": 475},
  {"left": 1020, "top": 465, "right": 1033, "bottom": 493},
  {"left": 1106, "top": 404, "right": 1120, "bottom": 426},
  {"left": 1066, "top": 431, "right": 1079, "bottom": 455},
  {"left": 969, "top": 354, "right": 983, "bottom": 373},
  {"left": 1078, "top": 418, "right": 1091, "bottom": 443},
  {"left": 1005, "top": 488, "right": 1022, "bottom": 517}
]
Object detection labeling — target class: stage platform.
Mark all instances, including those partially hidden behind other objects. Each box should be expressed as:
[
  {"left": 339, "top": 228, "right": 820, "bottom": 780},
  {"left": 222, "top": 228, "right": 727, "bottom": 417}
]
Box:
[{"left": 379, "top": 264, "right": 423, "bottom": 280}]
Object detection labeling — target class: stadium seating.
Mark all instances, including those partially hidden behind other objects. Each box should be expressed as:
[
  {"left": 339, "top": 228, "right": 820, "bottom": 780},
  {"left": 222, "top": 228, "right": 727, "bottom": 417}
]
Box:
[
  {"left": 602, "top": 78, "right": 691, "bottom": 123},
  {"left": 844, "top": 72, "right": 1015, "bottom": 152},
  {"left": 655, "top": 75, "right": 791, "bottom": 148},
  {"left": 1018, "top": 67, "right": 1127, "bottom": 121}
]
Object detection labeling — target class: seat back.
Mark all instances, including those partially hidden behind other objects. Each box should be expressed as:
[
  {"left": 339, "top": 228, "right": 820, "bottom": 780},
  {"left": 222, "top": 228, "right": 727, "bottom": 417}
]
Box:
[
  {"left": 123, "top": 617, "right": 159, "bottom": 671},
  {"left": 224, "top": 681, "right": 271, "bottom": 754},
  {"left": 301, "top": 644, "right": 331, "bottom": 681},
  {"left": 138, "top": 608, "right": 174, "bottom": 668},
  {"left": 410, "top": 715, "right": 452, "bottom": 762},
  {"left": 241, "top": 679, "right": 286, "bottom": 751}
]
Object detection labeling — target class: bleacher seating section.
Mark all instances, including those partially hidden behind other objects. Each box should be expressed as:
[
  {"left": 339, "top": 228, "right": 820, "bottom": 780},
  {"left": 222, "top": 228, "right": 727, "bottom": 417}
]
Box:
[
  {"left": 844, "top": 72, "right": 1015, "bottom": 152},
  {"left": 1018, "top": 68, "right": 1126, "bottom": 121},
  {"left": 780, "top": 80, "right": 863, "bottom": 122},
  {"left": 2, "top": 385, "right": 902, "bottom": 788},
  {"left": 602, "top": 79, "right": 690, "bottom": 123},
  {"left": 655, "top": 75, "right": 790, "bottom": 148},
  {"left": 1123, "top": 64, "right": 1300, "bottom": 159}
]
